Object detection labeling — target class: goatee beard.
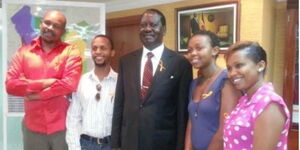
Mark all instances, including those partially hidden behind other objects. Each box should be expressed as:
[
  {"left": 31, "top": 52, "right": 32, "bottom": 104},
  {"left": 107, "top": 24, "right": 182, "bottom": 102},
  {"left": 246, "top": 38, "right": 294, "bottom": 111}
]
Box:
[{"left": 94, "top": 62, "right": 107, "bottom": 68}]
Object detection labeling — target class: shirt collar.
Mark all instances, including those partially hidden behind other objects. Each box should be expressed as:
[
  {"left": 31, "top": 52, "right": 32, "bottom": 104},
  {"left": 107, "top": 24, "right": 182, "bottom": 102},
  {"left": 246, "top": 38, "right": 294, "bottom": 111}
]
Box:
[
  {"left": 142, "top": 44, "right": 164, "bottom": 59},
  {"left": 88, "top": 66, "right": 118, "bottom": 82},
  {"left": 242, "top": 82, "right": 274, "bottom": 105}
]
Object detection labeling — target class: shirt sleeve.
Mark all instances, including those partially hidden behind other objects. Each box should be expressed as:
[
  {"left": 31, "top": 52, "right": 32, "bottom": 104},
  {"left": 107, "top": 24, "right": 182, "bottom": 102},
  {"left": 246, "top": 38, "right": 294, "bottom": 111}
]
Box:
[
  {"left": 252, "top": 93, "right": 289, "bottom": 120},
  {"left": 66, "top": 90, "right": 83, "bottom": 150},
  {"left": 39, "top": 45, "right": 82, "bottom": 100},
  {"left": 5, "top": 48, "right": 44, "bottom": 96}
]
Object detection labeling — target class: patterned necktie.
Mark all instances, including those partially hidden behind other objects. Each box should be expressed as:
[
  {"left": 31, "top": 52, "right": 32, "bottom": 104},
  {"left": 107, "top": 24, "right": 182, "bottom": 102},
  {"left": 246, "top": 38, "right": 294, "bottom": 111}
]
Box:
[{"left": 141, "top": 52, "right": 154, "bottom": 99}]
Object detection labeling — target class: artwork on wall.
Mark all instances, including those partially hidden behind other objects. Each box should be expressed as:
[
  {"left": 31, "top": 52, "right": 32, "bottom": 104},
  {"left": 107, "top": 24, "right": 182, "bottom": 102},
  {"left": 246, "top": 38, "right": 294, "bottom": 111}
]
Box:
[
  {"left": 2, "top": 1, "right": 105, "bottom": 149},
  {"left": 176, "top": 2, "right": 239, "bottom": 53},
  {"left": 2, "top": 0, "right": 105, "bottom": 114}
]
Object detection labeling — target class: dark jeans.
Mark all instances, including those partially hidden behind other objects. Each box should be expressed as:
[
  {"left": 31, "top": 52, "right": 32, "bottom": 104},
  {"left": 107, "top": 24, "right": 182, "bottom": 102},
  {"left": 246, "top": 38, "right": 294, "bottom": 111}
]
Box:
[{"left": 80, "top": 136, "right": 111, "bottom": 150}]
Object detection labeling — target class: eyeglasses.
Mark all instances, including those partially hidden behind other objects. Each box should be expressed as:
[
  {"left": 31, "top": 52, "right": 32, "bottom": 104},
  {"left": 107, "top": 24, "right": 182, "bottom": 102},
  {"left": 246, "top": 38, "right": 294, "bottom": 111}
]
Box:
[{"left": 95, "top": 84, "right": 101, "bottom": 101}]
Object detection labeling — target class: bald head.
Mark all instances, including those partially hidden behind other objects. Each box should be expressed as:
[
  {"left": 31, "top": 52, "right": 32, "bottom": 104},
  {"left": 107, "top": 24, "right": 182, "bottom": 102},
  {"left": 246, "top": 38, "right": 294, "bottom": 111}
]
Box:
[
  {"left": 43, "top": 10, "right": 67, "bottom": 28},
  {"left": 40, "top": 10, "right": 67, "bottom": 45}
]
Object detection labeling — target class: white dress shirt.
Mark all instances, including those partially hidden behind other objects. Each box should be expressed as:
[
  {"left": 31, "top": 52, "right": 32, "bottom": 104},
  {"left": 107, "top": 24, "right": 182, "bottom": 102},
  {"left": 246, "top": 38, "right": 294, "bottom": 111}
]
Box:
[
  {"left": 140, "top": 44, "right": 164, "bottom": 86},
  {"left": 66, "top": 68, "right": 118, "bottom": 150}
]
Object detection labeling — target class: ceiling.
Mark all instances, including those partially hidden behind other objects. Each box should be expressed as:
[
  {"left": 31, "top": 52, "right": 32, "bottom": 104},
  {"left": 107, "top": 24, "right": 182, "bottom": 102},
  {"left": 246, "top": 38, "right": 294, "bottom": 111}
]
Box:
[
  {"left": 0, "top": 0, "right": 185, "bottom": 12},
  {"left": 0, "top": 0, "right": 288, "bottom": 12},
  {"left": 61, "top": 0, "right": 185, "bottom": 12},
  {"left": 61, "top": 0, "right": 288, "bottom": 12}
]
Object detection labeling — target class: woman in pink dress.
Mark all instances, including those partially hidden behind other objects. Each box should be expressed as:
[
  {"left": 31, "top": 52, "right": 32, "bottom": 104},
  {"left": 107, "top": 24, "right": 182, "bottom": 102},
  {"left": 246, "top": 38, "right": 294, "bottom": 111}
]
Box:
[{"left": 224, "top": 41, "right": 290, "bottom": 150}]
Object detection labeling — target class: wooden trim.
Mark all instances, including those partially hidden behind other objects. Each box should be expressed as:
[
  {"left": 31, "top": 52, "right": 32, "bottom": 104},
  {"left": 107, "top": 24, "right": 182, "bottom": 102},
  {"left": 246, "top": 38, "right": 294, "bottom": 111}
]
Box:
[
  {"left": 287, "top": 0, "right": 299, "bottom": 9},
  {"left": 283, "top": 9, "right": 298, "bottom": 127},
  {"left": 288, "top": 129, "right": 299, "bottom": 150},
  {"left": 283, "top": 4, "right": 299, "bottom": 149},
  {"left": 107, "top": 15, "right": 141, "bottom": 28},
  {"left": 175, "top": 1, "right": 239, "bottom": 12}
]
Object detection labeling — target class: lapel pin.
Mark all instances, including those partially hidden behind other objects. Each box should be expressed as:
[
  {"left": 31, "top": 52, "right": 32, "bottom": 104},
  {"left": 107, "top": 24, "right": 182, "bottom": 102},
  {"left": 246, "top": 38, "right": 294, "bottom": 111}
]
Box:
[
  {"left": 159, "top": 60, "right": 166, "bottom": 72},
  {"left": 202, "top": 91, "right": 213, "bottom": 99}
]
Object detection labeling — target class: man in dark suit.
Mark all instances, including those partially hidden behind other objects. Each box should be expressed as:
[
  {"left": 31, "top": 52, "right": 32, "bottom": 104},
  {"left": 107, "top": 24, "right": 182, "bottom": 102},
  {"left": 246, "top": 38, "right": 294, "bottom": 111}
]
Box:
[
  {"left": 111, "top": 9, "right": 192, "bottom": 150},
  {"left": 190, "top": 14, "right": 200, "bottom": 35}
]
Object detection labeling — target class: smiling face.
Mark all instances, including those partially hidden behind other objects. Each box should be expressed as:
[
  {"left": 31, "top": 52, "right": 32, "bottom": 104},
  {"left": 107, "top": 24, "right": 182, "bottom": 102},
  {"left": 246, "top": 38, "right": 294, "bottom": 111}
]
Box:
[
  {"left": 91, "top": 36, "right": 115, "bottom": 67},
  {"left": 139, "top": 11, "right": 166, "bottom": 50},
  {"left": 40, "top": 11, "right": 66, "bottom": 44},
  {"left": 226, "top": 49, "right": 265, "bottom": 94},
  {"left": 187, "top": 34, "right": 218, "bottom": 69}
]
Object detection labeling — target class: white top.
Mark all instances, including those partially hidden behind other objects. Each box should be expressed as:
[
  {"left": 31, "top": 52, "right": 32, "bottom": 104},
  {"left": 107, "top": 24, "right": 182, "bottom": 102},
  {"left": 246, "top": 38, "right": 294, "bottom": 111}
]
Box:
[
  {"left": 66, "top": 68, "right": 118, "bottom": 150},
  {"left": 140, "top": 44, "right": 164, "bottom": 86}
]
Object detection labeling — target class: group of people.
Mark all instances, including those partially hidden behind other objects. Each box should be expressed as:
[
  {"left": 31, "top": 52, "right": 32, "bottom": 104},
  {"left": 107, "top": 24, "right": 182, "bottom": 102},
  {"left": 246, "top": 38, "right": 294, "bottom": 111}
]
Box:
[{"left": 5, "top": 8, "right": 290, "bottom": 150}]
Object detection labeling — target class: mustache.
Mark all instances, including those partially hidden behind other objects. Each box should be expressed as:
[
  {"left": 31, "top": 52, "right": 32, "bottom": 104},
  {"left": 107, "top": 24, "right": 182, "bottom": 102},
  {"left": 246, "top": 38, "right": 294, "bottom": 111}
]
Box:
[
  {"left": 141, "top": 33, "right": 155, "bottom": 37},
  {"left": 41, "top": 30, "right": 56, "bottom": 37}
]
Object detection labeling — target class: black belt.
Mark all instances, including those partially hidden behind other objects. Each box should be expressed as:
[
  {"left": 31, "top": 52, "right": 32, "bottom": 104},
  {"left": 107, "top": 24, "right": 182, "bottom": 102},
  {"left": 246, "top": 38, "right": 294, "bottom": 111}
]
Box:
[{"left": 80, "top": 134, "right": 111, "bottom": 144}]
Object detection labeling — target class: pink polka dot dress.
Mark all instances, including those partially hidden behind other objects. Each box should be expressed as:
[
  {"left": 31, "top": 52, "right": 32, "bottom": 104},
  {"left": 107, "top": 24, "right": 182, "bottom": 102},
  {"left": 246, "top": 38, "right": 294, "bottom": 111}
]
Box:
[{"left": 223, "top": 83, "right": 290, "bottom": 150}]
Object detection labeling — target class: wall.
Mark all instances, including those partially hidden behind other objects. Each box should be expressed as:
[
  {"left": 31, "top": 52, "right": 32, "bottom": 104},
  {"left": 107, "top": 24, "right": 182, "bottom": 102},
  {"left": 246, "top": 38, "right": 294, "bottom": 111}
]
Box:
[
  {"left": 107, "top": 0, "right": 286, "bottom": 94},
  {"left": 0, "top": 7, "right": 24, "bottom": 149},
  {"left": 272, "top": 2, "right": 287, "bottom": 95},
  {"left": 262, "top": 0, "right": 276, "bottom": 82},
  {"left": 0, "top": 15, "right": 3, "bottom": 148},
  {"left": 108, "top": 0, "right": 228, "bottom": 51}
]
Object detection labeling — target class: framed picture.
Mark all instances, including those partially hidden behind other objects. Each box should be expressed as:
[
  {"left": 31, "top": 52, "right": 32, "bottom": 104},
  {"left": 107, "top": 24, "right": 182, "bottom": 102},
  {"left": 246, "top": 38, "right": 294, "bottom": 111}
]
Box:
[{"left": 176, "top": 2, "right": 239, "bottom": 53}]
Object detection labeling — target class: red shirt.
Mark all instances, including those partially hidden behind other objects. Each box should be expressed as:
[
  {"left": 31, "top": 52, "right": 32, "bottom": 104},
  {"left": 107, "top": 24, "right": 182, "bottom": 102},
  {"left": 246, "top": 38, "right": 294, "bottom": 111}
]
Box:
[{"left": 6, "top": 37, "right": 82, "bottom": 134}]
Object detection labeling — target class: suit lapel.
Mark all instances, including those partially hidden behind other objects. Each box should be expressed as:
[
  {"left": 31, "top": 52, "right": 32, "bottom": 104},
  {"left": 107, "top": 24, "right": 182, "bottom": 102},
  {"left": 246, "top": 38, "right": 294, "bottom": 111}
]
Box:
[
  {"left": 144, "top": 48, "right": 174, "bottom": 101},
  {"left": 132, "top": 50, "right": 143, "bottom": 99}
]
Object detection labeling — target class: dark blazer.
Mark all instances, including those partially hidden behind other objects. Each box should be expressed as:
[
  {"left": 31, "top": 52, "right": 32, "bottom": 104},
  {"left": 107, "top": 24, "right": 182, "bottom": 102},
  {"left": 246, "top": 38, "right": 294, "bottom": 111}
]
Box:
[
  {"left": 111, "top": 47, "right": 193, "bottom": 150},
  {"left": 190, "top": 18, "right": 200, "bottom": 34}
]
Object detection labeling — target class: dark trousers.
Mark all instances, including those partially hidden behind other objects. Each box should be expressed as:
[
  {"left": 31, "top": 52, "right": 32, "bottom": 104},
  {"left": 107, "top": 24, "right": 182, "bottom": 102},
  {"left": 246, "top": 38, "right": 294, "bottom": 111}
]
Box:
[{"left": 22, "top": 122, "right": 68, "bottom": 150}]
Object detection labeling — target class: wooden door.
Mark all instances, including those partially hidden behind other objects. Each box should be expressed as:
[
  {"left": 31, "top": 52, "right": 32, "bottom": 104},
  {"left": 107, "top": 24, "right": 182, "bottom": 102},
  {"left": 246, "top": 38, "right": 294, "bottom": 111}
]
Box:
[
  {"left": 283, "top": 1, "right": 299, "bottom": 149},
  {"left": 106, "top": 15, "right": 142, "bottom": 71}
]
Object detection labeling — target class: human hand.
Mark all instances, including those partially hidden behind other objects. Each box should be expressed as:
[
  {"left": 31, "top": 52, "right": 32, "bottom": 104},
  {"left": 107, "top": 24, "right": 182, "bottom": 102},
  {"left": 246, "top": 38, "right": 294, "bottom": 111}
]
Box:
[
  {"left": 19, "top": 73, "right": 29, "bottom": 82},
  {"left": 42, "top": 78, "right": 56, "bottom": 89},
  {"left": 24, "top": 93, "right": 40, "bottom": 100}
]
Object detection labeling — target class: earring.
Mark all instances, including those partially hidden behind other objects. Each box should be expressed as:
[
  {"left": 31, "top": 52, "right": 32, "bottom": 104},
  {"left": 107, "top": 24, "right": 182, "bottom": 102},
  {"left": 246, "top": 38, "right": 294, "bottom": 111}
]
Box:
[{"left": 258, "top": 68, "right": 263, "bottom": 72}]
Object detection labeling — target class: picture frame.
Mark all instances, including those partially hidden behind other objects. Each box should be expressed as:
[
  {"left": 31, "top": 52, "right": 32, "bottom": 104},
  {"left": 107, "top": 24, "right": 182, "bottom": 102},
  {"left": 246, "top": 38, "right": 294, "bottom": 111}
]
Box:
[{"left": 176, "top": 2, "right": 239, "bottom": 53}]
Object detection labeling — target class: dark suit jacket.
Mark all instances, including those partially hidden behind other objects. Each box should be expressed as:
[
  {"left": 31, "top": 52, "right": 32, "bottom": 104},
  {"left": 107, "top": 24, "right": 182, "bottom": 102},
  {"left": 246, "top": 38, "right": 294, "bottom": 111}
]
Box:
[
  {"left": 190, "top": 18, "right": 200, "bottom": 34},
  {"left": 111, "top": 47, "right": 192, "bottom": 150}
]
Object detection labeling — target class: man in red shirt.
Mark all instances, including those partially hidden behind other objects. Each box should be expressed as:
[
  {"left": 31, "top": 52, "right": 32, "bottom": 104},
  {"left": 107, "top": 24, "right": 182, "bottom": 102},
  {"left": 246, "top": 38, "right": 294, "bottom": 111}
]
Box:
[{"left": 6, "top": 10, "right": 82, "bottom": 150}]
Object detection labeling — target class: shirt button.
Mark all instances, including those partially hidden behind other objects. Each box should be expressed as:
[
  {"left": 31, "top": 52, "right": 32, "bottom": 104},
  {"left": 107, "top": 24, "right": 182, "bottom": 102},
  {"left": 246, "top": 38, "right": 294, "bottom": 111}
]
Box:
[{"left": 139, "top": 104, "right": 143, "bottom": 109}]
